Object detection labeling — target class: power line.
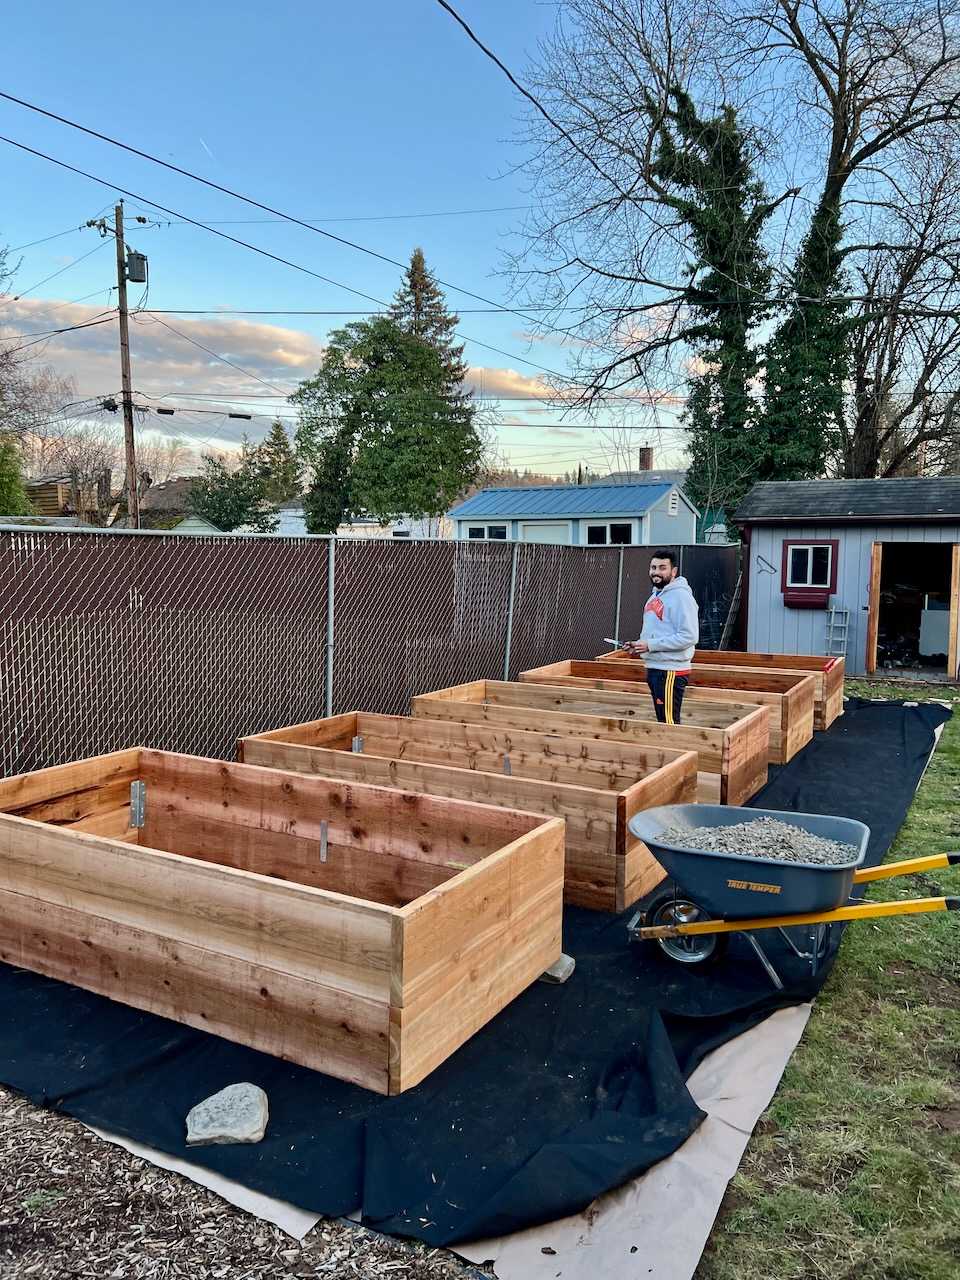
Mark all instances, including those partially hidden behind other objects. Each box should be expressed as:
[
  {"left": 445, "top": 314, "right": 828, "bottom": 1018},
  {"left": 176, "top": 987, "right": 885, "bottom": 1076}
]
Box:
[
  {"left": 0, "top": 310, "right": 117, "bottom": 354},
  {"left": 140, "top": 306, "right": 569, "bottom": 316},
  {"left": 134, "top": 313, "right": 293, "bottom": 395},
  {"left": 0, "top": 90, "right": 608, "bottom": 352},
  {"left": 0, "top": 238, "right": 109, "bottom": 304},
  {"left": 145, "top": 204, "right": 533, "bottom": 225},
  {"left": 8, "top": 225, "right": 89, "bottom": 253},
  {"left": 0, "top": 133, "right": 581, "bottom": 385}
]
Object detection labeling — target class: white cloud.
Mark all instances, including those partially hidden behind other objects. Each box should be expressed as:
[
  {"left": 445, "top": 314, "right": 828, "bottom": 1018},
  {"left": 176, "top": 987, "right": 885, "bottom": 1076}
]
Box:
[{"left": 0, "top": 298, "right": 325, "bottom": 401}]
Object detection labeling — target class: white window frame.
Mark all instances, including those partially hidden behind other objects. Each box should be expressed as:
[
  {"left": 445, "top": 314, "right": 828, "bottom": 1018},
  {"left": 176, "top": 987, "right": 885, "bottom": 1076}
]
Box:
[
  {"left": 668, "top": 490, "right": 680, "bottom": 516},
  {"left": 786, "top": 542, "right": 833, "bottom": 588},
  {"left": 585, "top": 520, "right": 634, "bottom": 546},
  {"left": 465, "top": 523, "right": 508, "bottom": 540}
]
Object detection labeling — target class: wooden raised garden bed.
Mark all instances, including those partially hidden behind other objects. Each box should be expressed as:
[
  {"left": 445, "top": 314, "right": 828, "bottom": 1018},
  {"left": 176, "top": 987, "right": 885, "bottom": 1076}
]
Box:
[
  {"left": 520, "top": 659, "right": 816, "bottom": 765},
  {"left": 411, "top": 681, "right": 769, "bottom": 806},
  {"left": 0, "top": 748, "right": 564, "bottom": 1095},
  {"left": 239, "top": 712, "right": 698, "bottom": 912},
  {"left": 597, "top": 647, "right": 842, "bottom": 731}
]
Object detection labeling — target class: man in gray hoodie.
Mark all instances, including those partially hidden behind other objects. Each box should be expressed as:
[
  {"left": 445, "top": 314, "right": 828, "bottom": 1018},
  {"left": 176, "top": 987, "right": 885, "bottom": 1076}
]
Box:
[{"left": 622, "top": 549, "right": 699, "bottom": 724}]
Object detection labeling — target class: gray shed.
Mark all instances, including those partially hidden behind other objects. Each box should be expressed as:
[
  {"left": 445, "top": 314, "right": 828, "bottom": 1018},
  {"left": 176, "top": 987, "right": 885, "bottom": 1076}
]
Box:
[{"left": 735, "top": 478, "right": 960, "bottom": 678}]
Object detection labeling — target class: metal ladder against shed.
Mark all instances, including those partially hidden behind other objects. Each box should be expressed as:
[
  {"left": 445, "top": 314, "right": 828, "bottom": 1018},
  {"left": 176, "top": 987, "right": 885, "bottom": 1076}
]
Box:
[
  {"left": 825, "top": 607, "right": 850, "bottom": 657},
  {"left": 718, "top": 571, "right": 743, "bottom": 650}
]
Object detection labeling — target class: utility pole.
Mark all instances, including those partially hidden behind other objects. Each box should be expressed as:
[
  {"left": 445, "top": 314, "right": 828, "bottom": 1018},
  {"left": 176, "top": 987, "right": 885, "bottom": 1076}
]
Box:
[{"left": 113, "top": 202, "right": 140, "bottom": 528}]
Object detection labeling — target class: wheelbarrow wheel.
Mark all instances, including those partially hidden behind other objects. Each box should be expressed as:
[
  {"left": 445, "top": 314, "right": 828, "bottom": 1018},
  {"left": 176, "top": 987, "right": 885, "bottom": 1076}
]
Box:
[{"left": 645, "top": 888, "right": 728, "bottom": 967}]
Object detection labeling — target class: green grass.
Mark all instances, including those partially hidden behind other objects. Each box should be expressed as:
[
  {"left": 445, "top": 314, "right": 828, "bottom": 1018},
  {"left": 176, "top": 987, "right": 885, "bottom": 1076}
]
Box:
[
  {"left": 20, "top": 1189, "right": 66, "bottom": 1214},
  {"left": 696, "top": 683, "right": 960, "bottom": 1280}
]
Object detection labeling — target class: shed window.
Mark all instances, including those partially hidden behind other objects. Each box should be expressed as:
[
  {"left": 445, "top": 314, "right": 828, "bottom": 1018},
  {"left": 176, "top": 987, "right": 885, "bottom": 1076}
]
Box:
[
  {"left": 668, "top": 490, "right": 679, "bottom": 516},
  {"left": 781, "top": 539, "right": 839, "bottom": 607},
  {"left": 787, "top": 544, "right": 832, "bottom": 588}
]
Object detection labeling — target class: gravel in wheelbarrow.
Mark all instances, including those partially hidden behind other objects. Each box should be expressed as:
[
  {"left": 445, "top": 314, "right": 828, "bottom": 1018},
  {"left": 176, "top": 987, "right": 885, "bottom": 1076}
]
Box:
[
  {"left": 628, "top": 804, "right": 870, "bottom": 919},
  {"left": 657, "top": 815, "right": 860, "bottom": 866}
]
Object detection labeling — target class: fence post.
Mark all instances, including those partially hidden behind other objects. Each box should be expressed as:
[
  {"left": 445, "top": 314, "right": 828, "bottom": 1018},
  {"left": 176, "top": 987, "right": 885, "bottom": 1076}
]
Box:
[
  {"left": 502, "top": 542, "right": 520, "bottom": 680},
  {"left": 614, "top": 546, "right": 624, "bottom": 643},
  {"left": 324, "top": 537, "right": 336, "bottom": 716}
]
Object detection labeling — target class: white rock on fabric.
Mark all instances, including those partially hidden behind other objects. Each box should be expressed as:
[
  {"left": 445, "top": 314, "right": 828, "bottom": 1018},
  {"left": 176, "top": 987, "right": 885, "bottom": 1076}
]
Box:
[
  {"left": 186, "top": 1083, "right": 269, "bottom": 1146},
  {"left": 539, "top": 953, "right": 576, "bottom": 984}
]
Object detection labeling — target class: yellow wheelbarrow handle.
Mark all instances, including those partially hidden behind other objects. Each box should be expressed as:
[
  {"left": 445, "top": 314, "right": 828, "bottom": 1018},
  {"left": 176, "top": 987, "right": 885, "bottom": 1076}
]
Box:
[
  {"left": 854, "top": 852, "right": 960, "bottom": 883},
  {"left": 637, "top": 895, "right": 958, "bottom": 940}
]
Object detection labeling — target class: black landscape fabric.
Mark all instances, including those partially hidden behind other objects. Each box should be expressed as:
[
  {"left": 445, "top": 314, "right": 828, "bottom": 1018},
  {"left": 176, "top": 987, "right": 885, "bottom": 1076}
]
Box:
[{"left": 0, "top": 697, "right": 950, "bottom": 1246}]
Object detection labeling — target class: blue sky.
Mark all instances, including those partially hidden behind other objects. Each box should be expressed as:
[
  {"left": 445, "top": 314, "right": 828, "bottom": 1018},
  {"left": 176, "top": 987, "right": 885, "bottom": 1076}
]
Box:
[{"left": 1, "top": 1, "right": 686, "bottom": 475}]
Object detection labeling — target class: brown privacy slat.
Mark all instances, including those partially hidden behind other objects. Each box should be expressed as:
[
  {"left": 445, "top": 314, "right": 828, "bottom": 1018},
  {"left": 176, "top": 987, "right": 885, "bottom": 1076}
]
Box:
[{"left": 0, "top": 531, "right": 739, "bottom": 777}]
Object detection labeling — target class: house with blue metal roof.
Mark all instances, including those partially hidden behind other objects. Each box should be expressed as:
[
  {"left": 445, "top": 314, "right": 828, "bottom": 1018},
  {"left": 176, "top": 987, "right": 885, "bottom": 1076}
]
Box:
[{"left": 447, "top": 482, "right": 698, "bottom": 546}]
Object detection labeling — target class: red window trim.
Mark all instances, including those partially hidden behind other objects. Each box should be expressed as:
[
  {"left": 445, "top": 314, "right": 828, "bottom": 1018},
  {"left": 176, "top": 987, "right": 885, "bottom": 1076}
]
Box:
[{"left": 781, "top": 538, "right": 839, "bottom": 608}]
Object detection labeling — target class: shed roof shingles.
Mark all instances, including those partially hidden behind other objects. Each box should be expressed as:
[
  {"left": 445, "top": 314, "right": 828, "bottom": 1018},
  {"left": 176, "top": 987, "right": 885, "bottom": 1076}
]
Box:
[{"left": 735, "top": 478, "right": 960, "bottom": 523}]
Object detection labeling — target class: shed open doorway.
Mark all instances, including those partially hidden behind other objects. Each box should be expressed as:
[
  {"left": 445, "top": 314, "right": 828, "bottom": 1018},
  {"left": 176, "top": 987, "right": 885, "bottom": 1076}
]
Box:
[{"left": 865, "top": 542, "right": 960, "bottom": 678}]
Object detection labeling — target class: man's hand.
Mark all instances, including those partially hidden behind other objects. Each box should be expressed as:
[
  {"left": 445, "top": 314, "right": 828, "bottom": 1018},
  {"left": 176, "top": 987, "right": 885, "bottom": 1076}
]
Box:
[{"left": 623, "top": 640, "right": 648, "bottom": 656}]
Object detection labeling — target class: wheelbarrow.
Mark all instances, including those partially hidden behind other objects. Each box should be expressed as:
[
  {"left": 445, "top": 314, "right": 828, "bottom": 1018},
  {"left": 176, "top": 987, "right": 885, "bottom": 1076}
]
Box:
[{"left": 627, "top": 804, "right": 959, "bottom": 989}]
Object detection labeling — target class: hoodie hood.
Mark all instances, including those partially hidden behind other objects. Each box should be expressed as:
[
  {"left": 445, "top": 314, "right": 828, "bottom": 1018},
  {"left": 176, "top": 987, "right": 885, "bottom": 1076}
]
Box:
[{"left": 655, "top": 575, "right": 692, "bottom": 595}]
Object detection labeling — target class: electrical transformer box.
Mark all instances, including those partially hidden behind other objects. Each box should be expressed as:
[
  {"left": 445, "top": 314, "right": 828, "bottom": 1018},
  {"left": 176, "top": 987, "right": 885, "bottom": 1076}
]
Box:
[{"left": 126, "top": 250, "right": 148, "bottom": 283}]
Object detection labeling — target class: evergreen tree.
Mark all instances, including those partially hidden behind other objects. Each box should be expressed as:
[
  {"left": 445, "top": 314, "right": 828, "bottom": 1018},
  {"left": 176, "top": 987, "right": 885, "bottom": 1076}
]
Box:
[
  {"left": 259, "top": 418, "right": 302, "bottom": 504},
  {"left": 645, "top": 87, "right": 777, "bottom": 522},
  {"left": 0, "top": 436, "right": 32, "bottom": 516},
  {"left": 301, "top": 427, "right": 354, "bottom": 534},
  {"left": 388, "top": 248, "right": 468, "bottom": 386},
  {"left": 188, "top": 441, "right": 279, "bottom": 532},
  {"left": 293, "top": 317, "right": 482, "bottom": 530}
]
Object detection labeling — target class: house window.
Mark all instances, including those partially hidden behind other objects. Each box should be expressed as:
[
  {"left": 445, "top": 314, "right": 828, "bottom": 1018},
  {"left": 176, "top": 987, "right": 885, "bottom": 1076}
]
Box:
[
  {"left": 668, "top": 490, "right": 679, "bottom": 516},
  {"left": 467, "top": 523, "right": 508, "bottom": 540},
  {"left": 587, "top": 522, "right": 633, "bottom": 546},
  {"left": 391, "top": 530, "right": 411, "bottom": 538},
  {"left": 781, "top": 539, "right": 839, "bottom": 607}
]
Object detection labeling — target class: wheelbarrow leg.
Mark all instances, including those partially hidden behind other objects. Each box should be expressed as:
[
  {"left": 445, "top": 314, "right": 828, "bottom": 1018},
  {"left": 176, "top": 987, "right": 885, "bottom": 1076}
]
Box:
[
  {"left": 744, "top": 933, "right": 785, "bottom": 990},
  {"left": 778, "top": 923, "right": 832, "bottom": 979}
]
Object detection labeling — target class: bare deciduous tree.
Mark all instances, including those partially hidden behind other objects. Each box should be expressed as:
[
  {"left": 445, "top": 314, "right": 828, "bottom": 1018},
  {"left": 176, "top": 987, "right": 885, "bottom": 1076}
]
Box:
[
  {"left": 508, "top": 0, "right": 960, "bottom": 479},
  {"left": 842, "top": 145, "right": 960, "bottom": 476}
]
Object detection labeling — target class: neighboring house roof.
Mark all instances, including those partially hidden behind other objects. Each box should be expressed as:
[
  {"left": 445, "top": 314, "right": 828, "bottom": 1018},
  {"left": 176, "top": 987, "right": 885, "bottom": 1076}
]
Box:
[
  {"left": 139, "top": 477, "right": 198, "bottom": 513},
  {"left": 169, "top": 514, "right": 224, "bottom": 535},
  {"left": 736, "top": 478, "right": 960, "bottom": 525},
  {"left": 24, "top": 475, "right": 74, "bottom": 488},
  {"left": 593, "top": 469, "right": 689, "bottom": 489},
  {"left": 448, "top": 482, "right": 676, "bottom": 520},
  {"left": 0, "top": 515, "right": 95, "bottom": 529}
]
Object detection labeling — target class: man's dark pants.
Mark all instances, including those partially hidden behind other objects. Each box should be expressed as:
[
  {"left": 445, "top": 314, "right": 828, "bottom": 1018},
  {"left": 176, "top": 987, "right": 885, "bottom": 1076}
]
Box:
[{"left": 646, "top": 668, "right": 689, "bottom": 724}]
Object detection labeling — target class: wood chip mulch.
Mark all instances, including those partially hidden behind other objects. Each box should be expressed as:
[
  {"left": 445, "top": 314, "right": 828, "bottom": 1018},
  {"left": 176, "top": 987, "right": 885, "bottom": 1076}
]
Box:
[{"left": 0, "top": 1086, "right": 492, "bottom": 1279}]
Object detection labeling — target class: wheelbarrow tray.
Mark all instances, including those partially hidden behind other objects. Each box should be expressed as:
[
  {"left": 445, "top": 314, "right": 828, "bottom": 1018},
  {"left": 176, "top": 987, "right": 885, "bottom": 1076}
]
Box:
[{"left": 628, "top": 804, "right": 869, "bottom": 919}]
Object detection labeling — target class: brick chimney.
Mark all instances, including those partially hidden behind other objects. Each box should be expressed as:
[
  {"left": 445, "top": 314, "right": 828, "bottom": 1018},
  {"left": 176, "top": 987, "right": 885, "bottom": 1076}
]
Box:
[{"left": 638, "top": 445, "right": 654, "bottom": 471}]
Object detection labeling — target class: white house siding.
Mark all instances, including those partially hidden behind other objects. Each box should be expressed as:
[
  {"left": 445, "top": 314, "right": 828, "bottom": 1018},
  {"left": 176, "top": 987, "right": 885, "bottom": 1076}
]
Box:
[
  {"left": 746, "top": 522, "right": 960, "bottom": 675},
  {"left": 647, "top": 492, "right": 697, "bottom": 545}
]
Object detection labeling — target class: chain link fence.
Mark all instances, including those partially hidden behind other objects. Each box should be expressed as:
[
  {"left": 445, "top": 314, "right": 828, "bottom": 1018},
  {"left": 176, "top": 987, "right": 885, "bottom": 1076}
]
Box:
[{"left": 0, "top": 528, "right": 738, "bottom": 776}]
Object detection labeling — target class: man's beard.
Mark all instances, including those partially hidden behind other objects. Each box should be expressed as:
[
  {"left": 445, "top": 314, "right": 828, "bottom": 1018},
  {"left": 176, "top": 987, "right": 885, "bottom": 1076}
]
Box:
[{"left": 650, "top": 574, "right": 666, "bottom": 587}]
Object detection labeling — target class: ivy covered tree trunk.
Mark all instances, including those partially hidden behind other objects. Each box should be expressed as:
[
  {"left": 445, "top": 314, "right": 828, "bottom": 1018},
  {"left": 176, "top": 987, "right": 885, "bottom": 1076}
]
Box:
[
  {"left": 761, "top": 199, "right": 850, "bottom": 478},
  {"left": 646, "top": 87, "right": 777, "bottom": 521}
]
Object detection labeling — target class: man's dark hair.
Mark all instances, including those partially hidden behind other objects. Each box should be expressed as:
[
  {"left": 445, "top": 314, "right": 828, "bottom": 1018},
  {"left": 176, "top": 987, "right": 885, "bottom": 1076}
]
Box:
[{"left": 650, "top": 548, "right": 678, "bottom": 568}]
